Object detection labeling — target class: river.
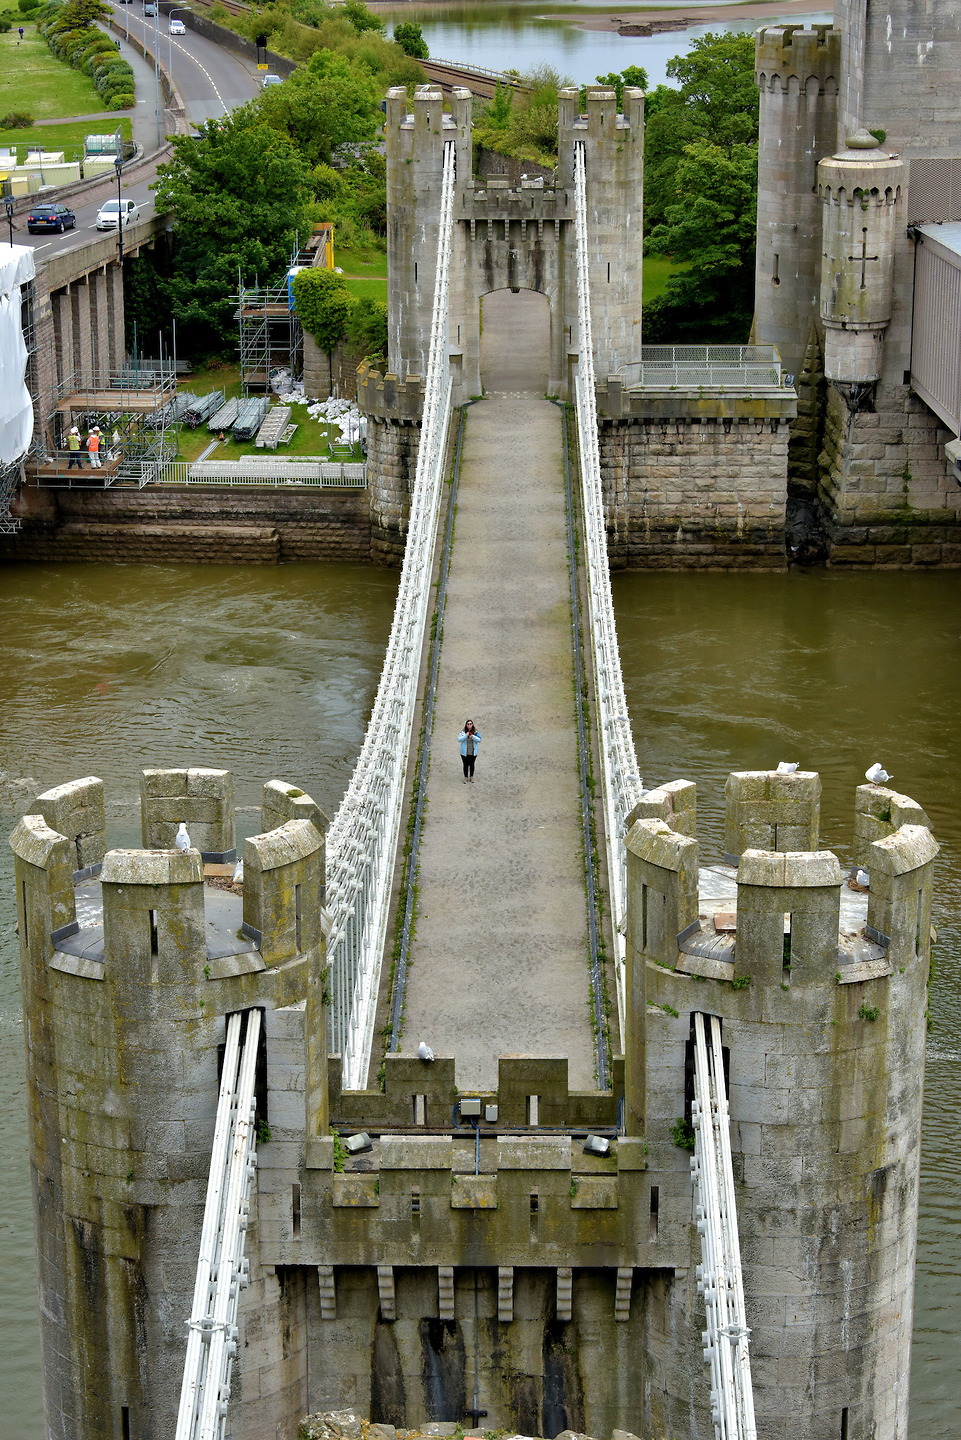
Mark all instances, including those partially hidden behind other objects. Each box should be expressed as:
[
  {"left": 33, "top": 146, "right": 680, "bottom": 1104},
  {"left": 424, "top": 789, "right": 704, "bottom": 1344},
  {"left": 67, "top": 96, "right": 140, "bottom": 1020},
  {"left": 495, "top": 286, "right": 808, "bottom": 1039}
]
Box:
[{"left": 1, "top": 563, "right": 959, "bottom": 1436}]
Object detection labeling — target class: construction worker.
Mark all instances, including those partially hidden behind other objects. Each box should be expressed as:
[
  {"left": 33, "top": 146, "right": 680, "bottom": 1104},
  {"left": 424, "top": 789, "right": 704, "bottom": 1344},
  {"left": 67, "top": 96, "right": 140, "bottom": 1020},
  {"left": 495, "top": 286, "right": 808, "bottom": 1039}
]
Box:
[
  {"left": 66, "top": 427, "right": 83, "bottom": 469},
  {"left": 86, "top": 426, "right": 102, "bottom": 468}
]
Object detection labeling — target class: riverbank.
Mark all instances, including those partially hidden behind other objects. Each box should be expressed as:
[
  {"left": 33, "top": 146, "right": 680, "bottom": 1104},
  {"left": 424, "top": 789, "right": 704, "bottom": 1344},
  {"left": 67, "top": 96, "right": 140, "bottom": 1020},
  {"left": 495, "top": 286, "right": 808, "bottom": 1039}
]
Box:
[{"left": 574, "top": 0, "right": 832, "bottom": 33}]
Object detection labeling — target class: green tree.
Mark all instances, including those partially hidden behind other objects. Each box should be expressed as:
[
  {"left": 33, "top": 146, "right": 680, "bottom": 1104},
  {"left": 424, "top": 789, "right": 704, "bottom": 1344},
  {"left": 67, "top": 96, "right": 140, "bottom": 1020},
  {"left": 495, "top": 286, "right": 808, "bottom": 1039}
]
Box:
[
  {"left": 256, "top": 47, "right": 380, "bottom": 166},
  {"left": 644, "top": 140, "right": 757, "bottom": 342},
  {"left": 593, "top": 64, "right": 648, "bottom": 107},
  {"left": 342, "top": 0, "right": 383, "bottom": 35},
  {"left": 393, "top": 21, "right": 428, "bottom": 60},
  {"left": 484, "top": 81, "right": 513, "bottom": 131},
  {"left": 345, "top": 294, "right": 388, "bottom": 362},
  {"left": 644, "top": 31, "right": 758, "bottom": 230},
  {"left": 154, "top": 109, "right": 314, "bottom": 357}
]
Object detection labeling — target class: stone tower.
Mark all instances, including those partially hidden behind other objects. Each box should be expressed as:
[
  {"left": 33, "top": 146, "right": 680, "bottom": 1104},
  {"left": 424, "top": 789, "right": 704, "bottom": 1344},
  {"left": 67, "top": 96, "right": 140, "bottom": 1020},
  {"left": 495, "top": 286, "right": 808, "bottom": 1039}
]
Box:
[
  {"left": 756, "top": 3, "right": 961, "bottom": 563},
  {"left": 383, "top": 83, "right": 645, "bottom": 404},
  {"left": 11, "top": 770, "right": 327, "bottom": 1440},
  {"left": 625, "top": 769, "right": 936, "bottom": 1439}
]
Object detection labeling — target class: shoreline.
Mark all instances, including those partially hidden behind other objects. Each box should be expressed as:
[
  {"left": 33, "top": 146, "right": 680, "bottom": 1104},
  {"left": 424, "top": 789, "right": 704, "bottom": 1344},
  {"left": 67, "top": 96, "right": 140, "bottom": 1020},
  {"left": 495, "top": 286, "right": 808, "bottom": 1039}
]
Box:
[
  {"left": 575, "top": 1, "right": 833, "bottom": 33},
  {"left": 370, "top": 0, "right": 833, "bottom": 33}
]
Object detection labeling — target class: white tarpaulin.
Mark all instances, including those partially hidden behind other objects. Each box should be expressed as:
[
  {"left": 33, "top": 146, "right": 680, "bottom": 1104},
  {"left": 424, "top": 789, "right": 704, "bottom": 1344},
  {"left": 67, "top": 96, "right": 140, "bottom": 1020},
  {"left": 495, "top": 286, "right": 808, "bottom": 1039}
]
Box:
[{"left": 0, "top": 245, "right": 37, "bottom": 466}]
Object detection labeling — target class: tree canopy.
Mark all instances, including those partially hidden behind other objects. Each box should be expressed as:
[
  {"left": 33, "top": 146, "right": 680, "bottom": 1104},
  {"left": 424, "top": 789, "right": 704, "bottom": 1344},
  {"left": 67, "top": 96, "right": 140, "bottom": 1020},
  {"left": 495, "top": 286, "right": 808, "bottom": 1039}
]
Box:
[
  {"left": 153, "top": 109, "right": 314, "bottom": 355},
  {"left": 256, "top": 47, "right": 381, "bottom": 166}
]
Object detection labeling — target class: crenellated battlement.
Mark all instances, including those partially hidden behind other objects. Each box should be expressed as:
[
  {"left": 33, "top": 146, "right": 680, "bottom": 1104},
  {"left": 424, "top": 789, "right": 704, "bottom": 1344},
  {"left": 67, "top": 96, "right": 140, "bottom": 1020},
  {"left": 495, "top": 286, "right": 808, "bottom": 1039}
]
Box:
[{"left": 755, "top": 24, "right": 840, "bottom": 91}]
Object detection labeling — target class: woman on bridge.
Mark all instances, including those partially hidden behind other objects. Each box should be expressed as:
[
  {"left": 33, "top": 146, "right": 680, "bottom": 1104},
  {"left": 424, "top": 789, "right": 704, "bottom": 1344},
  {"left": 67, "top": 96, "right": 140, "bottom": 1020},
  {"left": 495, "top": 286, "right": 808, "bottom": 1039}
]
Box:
[{"left": 458, "top": 719, "right": 482, "bottom": 783}]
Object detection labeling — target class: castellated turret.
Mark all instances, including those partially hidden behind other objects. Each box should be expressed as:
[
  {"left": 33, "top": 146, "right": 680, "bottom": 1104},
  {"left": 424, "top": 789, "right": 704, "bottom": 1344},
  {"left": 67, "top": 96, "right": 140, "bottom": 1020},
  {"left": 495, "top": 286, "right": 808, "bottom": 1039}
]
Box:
[
  {"left": 382, "top": 84, "right": 644, "bottom": 405},
  {"left": 10, "top": 770, "right": 327, "bottom": 1440},
  {"left": 624, "top": 768, "right": 936, "bottom": 1440},
  {"left": 817, "top": 132, "right": 904, "bottom": 405},
  {"left": 754, "top": 25, "right": 841, "bottom": 380}
]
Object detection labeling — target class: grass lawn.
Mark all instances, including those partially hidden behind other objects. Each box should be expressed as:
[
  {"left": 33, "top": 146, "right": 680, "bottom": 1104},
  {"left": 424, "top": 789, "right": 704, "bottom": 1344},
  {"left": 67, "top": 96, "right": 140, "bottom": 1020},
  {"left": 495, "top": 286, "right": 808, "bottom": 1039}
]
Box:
[
  {"left": 643, "top": 253, "right": 681, "bottom": 304},
  {"left": 342, "top": 275, "right": 388, "bottom": 302},
  {"left": 0, "top": 24, "right": 106, "bottom": 122},
  {"left": 176, "top": 364, "right": 362, "bottom": 462},
  {"left": 0, "top": 118, "right": 132, "bottom": 163},
  {"left": 336, "top": 243, "right": 388, "bottom": 279}
]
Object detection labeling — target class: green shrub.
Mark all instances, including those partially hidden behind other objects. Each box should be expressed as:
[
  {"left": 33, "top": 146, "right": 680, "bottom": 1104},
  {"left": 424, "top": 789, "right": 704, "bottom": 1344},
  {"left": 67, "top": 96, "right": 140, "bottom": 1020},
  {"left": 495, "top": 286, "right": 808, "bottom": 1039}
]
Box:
[
  {"left": 108, "top": 91, "right": 134, "bottom": 109},
  {"left": 18, "top": 0, "right": 42, "bottom": 13},
  {"left": 0, "top": 109, "right": 34, "bottom": 127},
  {"left": 0, "top": 16, "right": 12, "bottom": 29}
]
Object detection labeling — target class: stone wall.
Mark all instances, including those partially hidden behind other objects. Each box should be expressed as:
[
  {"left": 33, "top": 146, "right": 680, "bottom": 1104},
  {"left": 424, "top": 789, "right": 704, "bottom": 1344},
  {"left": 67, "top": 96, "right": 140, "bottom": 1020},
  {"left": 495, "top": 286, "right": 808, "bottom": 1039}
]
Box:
[
  {"left": 818, "top": 382, "right": 961, "bottom": 565},
  {"left": 598, "top": 395, "right": 795, "bottom": 569},
  {"left": 3, "top": 483, "right": 373, "bottom": 565}
]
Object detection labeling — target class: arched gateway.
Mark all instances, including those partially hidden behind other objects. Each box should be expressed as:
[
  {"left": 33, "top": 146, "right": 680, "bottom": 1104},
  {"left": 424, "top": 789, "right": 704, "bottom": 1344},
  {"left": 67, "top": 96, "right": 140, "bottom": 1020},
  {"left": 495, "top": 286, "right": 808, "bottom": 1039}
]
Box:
[{"left": 385, "top": 85, "right": 645, "bottom": 404}]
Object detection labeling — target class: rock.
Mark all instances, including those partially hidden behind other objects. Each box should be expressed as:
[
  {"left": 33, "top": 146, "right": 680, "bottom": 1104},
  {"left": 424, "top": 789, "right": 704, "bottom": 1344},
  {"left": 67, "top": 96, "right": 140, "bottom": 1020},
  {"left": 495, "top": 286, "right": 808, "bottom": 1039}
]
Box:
[{"left": 299, "top": 1413, "right": 365, "bottom": 1440}]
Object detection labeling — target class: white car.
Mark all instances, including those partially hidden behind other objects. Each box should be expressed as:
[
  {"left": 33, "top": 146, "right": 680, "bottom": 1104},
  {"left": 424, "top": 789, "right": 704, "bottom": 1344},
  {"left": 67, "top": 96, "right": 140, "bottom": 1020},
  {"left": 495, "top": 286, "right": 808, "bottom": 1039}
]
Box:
[
  {"left": 96, "top": 198, "right": 141, "bottom": 231},
  {"left": 169, "top": 18, "right": 186, "bottom": 33},
  {"left": 262, "top": 74, "right": 283, "bottom": 88}
]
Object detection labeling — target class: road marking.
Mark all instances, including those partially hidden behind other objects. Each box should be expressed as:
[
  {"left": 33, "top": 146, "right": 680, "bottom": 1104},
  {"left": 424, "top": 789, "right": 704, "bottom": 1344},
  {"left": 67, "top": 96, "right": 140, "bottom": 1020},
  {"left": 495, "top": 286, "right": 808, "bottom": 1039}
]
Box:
[{"left": 168, "top": 36, "right": 229, "bottom": 115}]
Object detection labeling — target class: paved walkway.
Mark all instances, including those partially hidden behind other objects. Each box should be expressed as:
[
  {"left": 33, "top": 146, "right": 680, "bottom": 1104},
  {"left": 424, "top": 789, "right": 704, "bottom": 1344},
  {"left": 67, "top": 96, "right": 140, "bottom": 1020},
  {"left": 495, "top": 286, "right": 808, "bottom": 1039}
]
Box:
[{"left": 401, "top": 291, "right": 594, "bottom": 1091}]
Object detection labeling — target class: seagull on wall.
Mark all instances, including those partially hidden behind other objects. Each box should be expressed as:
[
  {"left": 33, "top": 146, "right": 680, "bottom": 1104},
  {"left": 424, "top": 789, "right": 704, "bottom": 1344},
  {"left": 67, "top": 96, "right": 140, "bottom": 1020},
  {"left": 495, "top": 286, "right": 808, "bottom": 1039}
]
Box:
[
  {"left": 417, "top": 1041, "right": 435, "bottom": 1062},
  {"left": 865, "top": 763, "right": 892, "bottom": 785},
  {"left": 174, "top": 822, "right": 191, "bottom": 853},
  {"left": 776, "top": 761, "right": 799, "bottom": 774}
]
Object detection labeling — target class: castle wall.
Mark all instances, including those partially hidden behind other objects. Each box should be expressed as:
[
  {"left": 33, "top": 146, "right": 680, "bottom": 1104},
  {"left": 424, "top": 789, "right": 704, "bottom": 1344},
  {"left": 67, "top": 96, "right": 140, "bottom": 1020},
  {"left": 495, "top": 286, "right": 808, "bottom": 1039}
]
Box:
[
  {"left": 597, "top": 390, "right": 795, "bottom": 570},
  {"left": 2, "top": 483, "right": 374, "bottom": 565}
]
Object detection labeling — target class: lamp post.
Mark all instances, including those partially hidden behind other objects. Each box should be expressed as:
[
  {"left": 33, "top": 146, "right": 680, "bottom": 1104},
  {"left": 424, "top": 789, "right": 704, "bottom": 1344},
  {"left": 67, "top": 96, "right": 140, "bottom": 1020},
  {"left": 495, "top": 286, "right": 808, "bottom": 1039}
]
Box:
[
  {"left": 114, "top": 156, "right": 124, "bottom": 267},
  {"left": 4, "top": 195, "right": 13, "bottom": 247}
]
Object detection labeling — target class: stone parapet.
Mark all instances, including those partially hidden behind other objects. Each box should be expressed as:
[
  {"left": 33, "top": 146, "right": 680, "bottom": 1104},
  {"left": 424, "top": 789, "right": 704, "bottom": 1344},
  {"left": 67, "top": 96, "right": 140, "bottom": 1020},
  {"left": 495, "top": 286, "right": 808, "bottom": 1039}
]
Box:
[
  {"left": 597, "top": 382, "right": 797, "bottom": 423},
  {"left": 356, "top": 361, "right": 424, "bottom": 423},
  {"left": 755, "top": 24, "right": 840, "bottom": 90}
]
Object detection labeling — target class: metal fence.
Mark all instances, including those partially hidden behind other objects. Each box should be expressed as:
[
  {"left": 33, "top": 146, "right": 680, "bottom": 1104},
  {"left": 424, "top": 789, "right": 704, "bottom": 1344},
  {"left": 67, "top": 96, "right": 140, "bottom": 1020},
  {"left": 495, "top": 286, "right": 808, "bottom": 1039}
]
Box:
[
  {"left": 324, "top": 139, "right": 458, "bottom": 1089},
  {"left": 572, "top": 142, "right": 646, "bottom": 1040},
  {"left": 617, "top": 345, "right": 784, "bottom": 390},
  {"left": 150, "top": 460, "right": 367, "bottom": 487}
]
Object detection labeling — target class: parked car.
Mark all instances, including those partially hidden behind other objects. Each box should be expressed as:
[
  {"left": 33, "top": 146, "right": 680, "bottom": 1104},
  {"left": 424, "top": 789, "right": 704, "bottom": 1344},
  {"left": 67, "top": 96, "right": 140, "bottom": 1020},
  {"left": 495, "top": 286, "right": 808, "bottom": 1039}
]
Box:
[
  {"left": 262, "top": 73, "right": 283, "bottom": 88},
  {"left": 96, "top": 198, "right": 141, "bottom": 231},
  {"left": 26, "top": 203, "right": 76, "bottom": 235},
  {"left": 169, "top": 18, "right": 186, "bottom": 33}
]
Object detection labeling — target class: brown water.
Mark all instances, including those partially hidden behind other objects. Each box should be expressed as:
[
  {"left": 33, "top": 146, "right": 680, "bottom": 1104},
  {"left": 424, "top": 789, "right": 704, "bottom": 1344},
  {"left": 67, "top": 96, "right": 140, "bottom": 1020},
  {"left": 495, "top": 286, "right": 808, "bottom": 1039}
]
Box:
[{"left": 0, "top": 561, "right": 958, "bottom": 1436}]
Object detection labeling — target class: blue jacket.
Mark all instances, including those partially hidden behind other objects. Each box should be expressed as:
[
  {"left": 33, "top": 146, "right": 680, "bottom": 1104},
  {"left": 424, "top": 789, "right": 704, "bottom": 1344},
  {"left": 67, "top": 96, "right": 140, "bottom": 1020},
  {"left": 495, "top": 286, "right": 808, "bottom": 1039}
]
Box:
[{"left": 458, "top": 729, "right": 482, "bottom": 757}]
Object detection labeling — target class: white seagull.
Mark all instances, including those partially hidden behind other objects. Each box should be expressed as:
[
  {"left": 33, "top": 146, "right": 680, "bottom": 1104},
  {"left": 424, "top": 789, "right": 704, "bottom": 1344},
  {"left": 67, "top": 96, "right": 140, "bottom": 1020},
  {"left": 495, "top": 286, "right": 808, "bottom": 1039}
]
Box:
[
  {"left": 865, "top": 763, "right": 892, "bottom": 785},
  {"left": 174, "top": 822, "right": 191, "bottom": 853},
  {"left": 417, "top": 1041, "right": 435, "bottom": 1062},
  {"left": 776, "top": 761, "right": 799, "bottom": 774},
  {"left": 856, "top": 868, "right": 870, "bottom": 888}
]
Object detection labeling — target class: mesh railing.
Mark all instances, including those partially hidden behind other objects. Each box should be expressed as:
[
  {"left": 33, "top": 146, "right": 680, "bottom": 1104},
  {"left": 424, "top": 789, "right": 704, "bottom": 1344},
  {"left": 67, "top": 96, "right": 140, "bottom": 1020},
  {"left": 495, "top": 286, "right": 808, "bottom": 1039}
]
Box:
[
  {"left": 617, "top": 345, "right": 784, "bottom": 390},
  {"left": 149, "top": 460, "right": 367, "bottom": 487},
  {"left": 325, "top": 139, "right": 457, "bottom": 1089},
  {"left": 572, "top": 142, "right": 645, "bottom": 1038}
]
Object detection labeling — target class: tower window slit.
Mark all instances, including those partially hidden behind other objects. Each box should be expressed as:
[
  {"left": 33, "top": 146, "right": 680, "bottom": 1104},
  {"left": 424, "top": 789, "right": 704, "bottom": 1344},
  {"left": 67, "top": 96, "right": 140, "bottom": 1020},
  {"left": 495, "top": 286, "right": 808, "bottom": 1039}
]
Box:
[
  {"left": 773, "top": 252, "right": 780, "bottom": 285},
  {"left": 149, "top": 909, "right": 159, "bottom": 957},
  {"left": 295, "top": 883, "right": 302, "bottom": 951},
  {"left": 840, "top": 1407, "right": 849, "bottom": 1440},
  {"left": 527, "top": 1094, "right": 539, "bottom": 1126},
  {"left": 21, "top": 881, "right": 27, "bottom": 945},
  {"left": 916, "top": 888, "right": 924, "bottom": 956},
  {"left": 121, "top": 1406, "right": 131, "bottom": 1440},
  {"left": 411, "top": 1188, "right": 421, "bottom": 1216},
  {"left": 650, "top": 1185, "right": 659, "bottom": 1242},
  {"left": 783, "top": 913, "right": 793, "bottom": 976},
  {"left": 292, "top": 1183, "right": 301, "bottom": 1237}
]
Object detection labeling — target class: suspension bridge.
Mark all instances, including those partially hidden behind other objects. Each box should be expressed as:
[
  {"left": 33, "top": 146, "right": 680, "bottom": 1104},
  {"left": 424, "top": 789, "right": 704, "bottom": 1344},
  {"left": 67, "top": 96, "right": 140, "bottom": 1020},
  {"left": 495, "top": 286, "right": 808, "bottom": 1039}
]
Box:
[{"left": 174, "top": 121, "right": 757, "bottom": 1440}]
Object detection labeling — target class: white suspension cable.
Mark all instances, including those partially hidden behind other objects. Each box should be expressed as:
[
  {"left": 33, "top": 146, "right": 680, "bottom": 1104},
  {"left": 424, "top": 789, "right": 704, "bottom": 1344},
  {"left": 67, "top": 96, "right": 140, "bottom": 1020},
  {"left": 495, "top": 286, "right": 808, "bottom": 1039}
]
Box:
[
  {"left": 325, "top": 139, "right": 457, "bottom": 1088},
  {"left": 691, "top": 1012, "right": 757, "bottom": 1440},
  {"left": 176, "top": 1010, "right": 261, "bottom": 1440},
  {"left": 571, "top": 140, "right": 645, "bottom": 1036}
]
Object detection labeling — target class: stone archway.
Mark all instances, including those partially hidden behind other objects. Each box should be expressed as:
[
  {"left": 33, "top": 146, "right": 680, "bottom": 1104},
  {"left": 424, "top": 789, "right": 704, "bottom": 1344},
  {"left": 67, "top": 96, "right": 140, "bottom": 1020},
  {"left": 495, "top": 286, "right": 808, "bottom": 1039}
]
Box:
[{"left": 479, "top": 289, "right": 551, "bottom": 394}]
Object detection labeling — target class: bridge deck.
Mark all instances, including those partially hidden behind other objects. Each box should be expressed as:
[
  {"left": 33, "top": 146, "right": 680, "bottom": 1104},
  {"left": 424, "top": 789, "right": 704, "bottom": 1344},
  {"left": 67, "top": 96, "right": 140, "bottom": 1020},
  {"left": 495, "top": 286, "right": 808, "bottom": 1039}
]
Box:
[{"left": 397, "top": 292, "right": 594, "bottom": 1091}]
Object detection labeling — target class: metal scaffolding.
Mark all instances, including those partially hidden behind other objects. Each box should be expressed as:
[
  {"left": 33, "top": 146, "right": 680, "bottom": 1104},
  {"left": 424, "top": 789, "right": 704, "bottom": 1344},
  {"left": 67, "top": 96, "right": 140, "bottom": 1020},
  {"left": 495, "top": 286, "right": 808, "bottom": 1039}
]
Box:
[
  {"left": 236, "top": 277, "right": 303, "bottom": 397},
  {"left": 35, "top": 364, "right": 178, "bottom": 487}
]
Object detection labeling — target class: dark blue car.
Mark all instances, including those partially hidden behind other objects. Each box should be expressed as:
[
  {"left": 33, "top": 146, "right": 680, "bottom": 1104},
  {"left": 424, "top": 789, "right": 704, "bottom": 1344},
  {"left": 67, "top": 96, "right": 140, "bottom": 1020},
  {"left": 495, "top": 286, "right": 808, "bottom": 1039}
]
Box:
[{"left": 26, "top": 203, "right": 76, "bottom": 235}]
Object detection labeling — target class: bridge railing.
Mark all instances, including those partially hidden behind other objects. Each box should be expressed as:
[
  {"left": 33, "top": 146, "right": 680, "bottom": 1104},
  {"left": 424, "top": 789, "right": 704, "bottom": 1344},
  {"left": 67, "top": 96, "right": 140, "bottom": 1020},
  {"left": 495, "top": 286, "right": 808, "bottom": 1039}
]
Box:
[
  {"left": 617, "top": 345, "right": 784, "bottom": 390},
  {"left": 324, "top": 139, "right": 457, "bottom": 1089},
  {"left": 571, "top": 141, "right": 645, "bottom": 1036},
  {"left": 176, "top": 1008, "right": 260, "bottom": 1440},
  {"left": 691, "top": 1012, "right": 757, "bottom": 1440}
]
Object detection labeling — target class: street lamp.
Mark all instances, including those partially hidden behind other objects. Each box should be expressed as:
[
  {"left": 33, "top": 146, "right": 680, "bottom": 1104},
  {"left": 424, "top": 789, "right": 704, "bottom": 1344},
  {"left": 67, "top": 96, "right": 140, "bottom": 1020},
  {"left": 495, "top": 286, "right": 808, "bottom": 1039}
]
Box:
[
  {"left": 114, "top": 155, "right": 124, "bottom": 267},
  {"left": 4, "top": 195, "right": 13, "bottom": 247}
]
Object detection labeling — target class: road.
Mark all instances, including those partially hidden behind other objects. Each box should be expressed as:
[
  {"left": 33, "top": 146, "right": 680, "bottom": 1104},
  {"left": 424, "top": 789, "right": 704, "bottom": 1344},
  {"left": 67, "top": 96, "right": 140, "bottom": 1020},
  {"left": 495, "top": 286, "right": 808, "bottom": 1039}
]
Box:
[{"left": 14, "top": 6, "right": 262, "bottom": 258}]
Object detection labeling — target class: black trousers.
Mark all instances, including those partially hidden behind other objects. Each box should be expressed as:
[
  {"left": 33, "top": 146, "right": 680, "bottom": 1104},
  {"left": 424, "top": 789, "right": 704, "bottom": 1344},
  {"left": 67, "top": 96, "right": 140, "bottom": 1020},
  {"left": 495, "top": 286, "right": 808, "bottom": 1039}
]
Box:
[{"left": 461, "top": 752, "right": 476, "bottom": 778}]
